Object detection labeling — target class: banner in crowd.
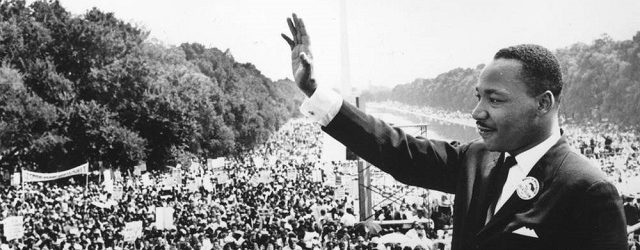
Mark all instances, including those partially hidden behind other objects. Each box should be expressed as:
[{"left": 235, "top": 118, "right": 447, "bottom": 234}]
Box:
[
  {"left": 3, "top": 216, "right": 24, "bottom": 241},
  {"left": 123, "top": 221, "right": 143, "bottom": 242},
  {"left": 22, "top": 163, "right": 88, "bottom": 183},
  {"left": 155, "top": 207, "right": 175, "bottom": 230}
]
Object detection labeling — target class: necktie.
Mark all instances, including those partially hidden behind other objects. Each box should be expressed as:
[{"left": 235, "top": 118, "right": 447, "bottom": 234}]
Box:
[{"left": 485, "top": 155, "right": 517, "bottom": 224}]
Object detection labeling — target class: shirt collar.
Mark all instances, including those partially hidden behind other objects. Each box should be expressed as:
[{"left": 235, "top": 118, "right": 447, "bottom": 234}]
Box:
[{"left": 507, "top": 129, "right": 562, "bottom": 173}]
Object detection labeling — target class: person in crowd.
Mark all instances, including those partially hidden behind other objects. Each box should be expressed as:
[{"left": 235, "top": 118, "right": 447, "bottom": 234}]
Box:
[{"left": 625, "top": 195, "right": 640, "bottom": 226}]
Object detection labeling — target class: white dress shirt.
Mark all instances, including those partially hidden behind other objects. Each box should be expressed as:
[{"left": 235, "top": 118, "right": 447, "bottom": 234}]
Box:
[
  {"left": 299, "top": 86, "right": 343, "bottom": 126},
  {"left": 494, "top": 130, "right": 561, "bottom": 213}
]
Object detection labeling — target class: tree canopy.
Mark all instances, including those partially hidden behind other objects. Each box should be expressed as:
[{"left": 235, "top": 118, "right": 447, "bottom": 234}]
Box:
[{"left": 0, "top": 0, "right": 303, "bottom": 172}]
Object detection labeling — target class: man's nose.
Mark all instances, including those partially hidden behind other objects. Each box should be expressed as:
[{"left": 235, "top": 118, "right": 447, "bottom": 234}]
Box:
[{"left": 471, "top": 102, "right": 487, "bottom": 121}]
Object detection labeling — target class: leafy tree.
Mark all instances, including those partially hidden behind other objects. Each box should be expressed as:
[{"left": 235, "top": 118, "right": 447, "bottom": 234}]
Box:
[{"left": 0, "top": 0, "right": 303, "bottom": 173}]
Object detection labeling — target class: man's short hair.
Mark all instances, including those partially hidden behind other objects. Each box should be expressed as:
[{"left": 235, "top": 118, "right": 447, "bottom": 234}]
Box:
[{"left": 494, "top": 44, "right": 563, "bottom": 100}]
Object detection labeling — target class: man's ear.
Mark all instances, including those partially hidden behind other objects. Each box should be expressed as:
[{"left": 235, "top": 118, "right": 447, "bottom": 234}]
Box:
[{"left": 536, "top": 90, "right": 555, "bottom": 114}]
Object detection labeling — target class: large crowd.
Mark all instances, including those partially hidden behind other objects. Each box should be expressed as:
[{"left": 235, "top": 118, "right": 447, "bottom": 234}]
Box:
[
  {"left": 0, "top": 120, "right": 453, "bottom": 250},
  {"left": 1, "top": 103, "right": 639, "bottom": 250}
]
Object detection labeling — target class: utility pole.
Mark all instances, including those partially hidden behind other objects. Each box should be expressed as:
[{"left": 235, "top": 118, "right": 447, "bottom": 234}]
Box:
[{"left": 355, "top": 97, "right": 372, "bottom": 221}]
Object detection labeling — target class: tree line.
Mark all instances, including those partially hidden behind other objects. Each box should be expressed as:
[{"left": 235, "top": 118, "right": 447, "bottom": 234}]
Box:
[
  {"left": 0, "top": 0, "right": 304, "bottom": 173},
  {"left": 362, "top": 33, "right": 640, "bottom": 129}
]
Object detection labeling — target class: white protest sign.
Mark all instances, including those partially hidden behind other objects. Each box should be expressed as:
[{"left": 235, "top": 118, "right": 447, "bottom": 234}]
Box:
[
  {"left": 11, "top": 173, "right": 20, "bottom": 187},
  {"left": 216, "top": 172, "right": 230, "bottom": 184},
  {"left": 172, "top": 169, "right": 181, "bottom": 186},
  {"left": 114, "top": 170, "right": 123, "bottom": 182},
  {"left": 262, "top": 171, "right": 273, "bottom": 183},
  {"left": 103, "top": 169, "right": 112, "bottom": 183},
  {"left": 141, "top": 173, "right": 152, "bottom": 187},
  {"left": 203, "top": 175, "right": 213, "bottom": 192},
  {"left": 155, "top": 207, "right": 175, "bottom": 230},
  {"left": 123, "top": 221, "right": 143, "bottom": 242},
  {"left": 134, "top": 162, "right": 146, "bottom": 175},
  {"left": 103, "top": 175, "right": 114, "bottom": 193},
  {"left": 3, "top": 216, "right": 24, "bottom": 241},
  {"left": 190, "top": 161, "right": 201, "bottom": 174},
  {"left": 253, "top": 157, "right": 264, "bottom": 168},
  {"left": 335, "top": 187, "right": 346, "bottom": 201},
  {"left": 187, "top": 180, "right": 199, "bottom": 192},
  {"left": 207, "top": 158, "right": 225, "bottom": 170},
  {"left": 311, "top": 169, "right": 322, "bottom": 183}
]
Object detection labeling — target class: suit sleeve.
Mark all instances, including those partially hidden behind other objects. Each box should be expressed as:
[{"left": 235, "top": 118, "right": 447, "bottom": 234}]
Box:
[
  {"left": 322, "top": 101, "right": 465, "bottom": 194},
  {"left": 576, "top": 180, "right": 628, "bottom": 250}
]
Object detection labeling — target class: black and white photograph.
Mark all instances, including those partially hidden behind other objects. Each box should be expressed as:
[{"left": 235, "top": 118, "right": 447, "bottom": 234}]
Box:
[{"left": 1, "top": 0, "right": 640, "bottom": 249}]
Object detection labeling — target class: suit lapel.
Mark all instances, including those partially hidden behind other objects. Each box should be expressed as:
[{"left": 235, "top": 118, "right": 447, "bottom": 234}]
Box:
[
  {"left": 466, "top": 152, "right": 502, "bottom": 233},
  {"left": 476, "top": 137, "right": 570, "bottom": 239}
]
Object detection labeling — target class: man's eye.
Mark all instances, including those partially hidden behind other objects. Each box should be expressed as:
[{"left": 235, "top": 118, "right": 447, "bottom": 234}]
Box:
[{"left": 489, "top": 98, "right": 502, "bottom": 104}]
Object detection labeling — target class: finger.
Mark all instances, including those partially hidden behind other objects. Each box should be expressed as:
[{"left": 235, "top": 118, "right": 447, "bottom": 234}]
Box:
[
  {"left": 287, "top": 17, "right": 298, "bottom": 44},
  {"left": 297, "top": 17, "right": 307, "bottom": 37},
  {"left": 297, "top": 17, "right": 310, "bottom": 45},
  {"left": 292, "top": 14, "right": 303, "bottom": 44},
  {"left": 281, "top": 34, "right": 295, "bottom": 50}
]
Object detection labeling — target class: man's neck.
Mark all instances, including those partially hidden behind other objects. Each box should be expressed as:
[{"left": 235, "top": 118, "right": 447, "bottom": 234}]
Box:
[{"left": 509, "top": 120, "right": 560, "bottom": 156}]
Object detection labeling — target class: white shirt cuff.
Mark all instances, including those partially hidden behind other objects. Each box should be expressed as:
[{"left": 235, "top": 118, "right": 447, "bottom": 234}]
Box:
[{"left": 299, "top": 87, "right": 343, "bottom": 126}]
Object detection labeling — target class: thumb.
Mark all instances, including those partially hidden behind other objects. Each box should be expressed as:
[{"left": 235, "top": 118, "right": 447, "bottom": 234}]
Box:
[{"left": 299, "top": 52, "right": 311, "bottom": 69}]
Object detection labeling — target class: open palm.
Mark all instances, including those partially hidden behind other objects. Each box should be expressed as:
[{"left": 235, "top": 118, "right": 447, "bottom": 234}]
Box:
[{"left": 282, "top": 14, "right": 317, "bottom": 97}]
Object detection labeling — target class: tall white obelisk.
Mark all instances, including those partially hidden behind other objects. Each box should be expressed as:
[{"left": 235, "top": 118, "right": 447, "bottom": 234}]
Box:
[{"left": 340, "top": 0, "right": 352, "bottom": 100}]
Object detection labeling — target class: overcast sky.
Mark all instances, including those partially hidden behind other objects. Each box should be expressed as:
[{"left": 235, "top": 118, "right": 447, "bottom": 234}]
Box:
[{"left": 58, "top": 0, "right": 640, "bottom": 91}]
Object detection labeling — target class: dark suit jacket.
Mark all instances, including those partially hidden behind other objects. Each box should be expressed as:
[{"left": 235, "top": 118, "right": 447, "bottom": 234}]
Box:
[{"left": 322, "top": 102, "right": 627, "bottom": 250}]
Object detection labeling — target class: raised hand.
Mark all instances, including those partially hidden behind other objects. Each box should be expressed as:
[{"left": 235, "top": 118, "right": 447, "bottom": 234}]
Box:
[{"left": 282, "top": 13, "right": 317, "bottom": 97}]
